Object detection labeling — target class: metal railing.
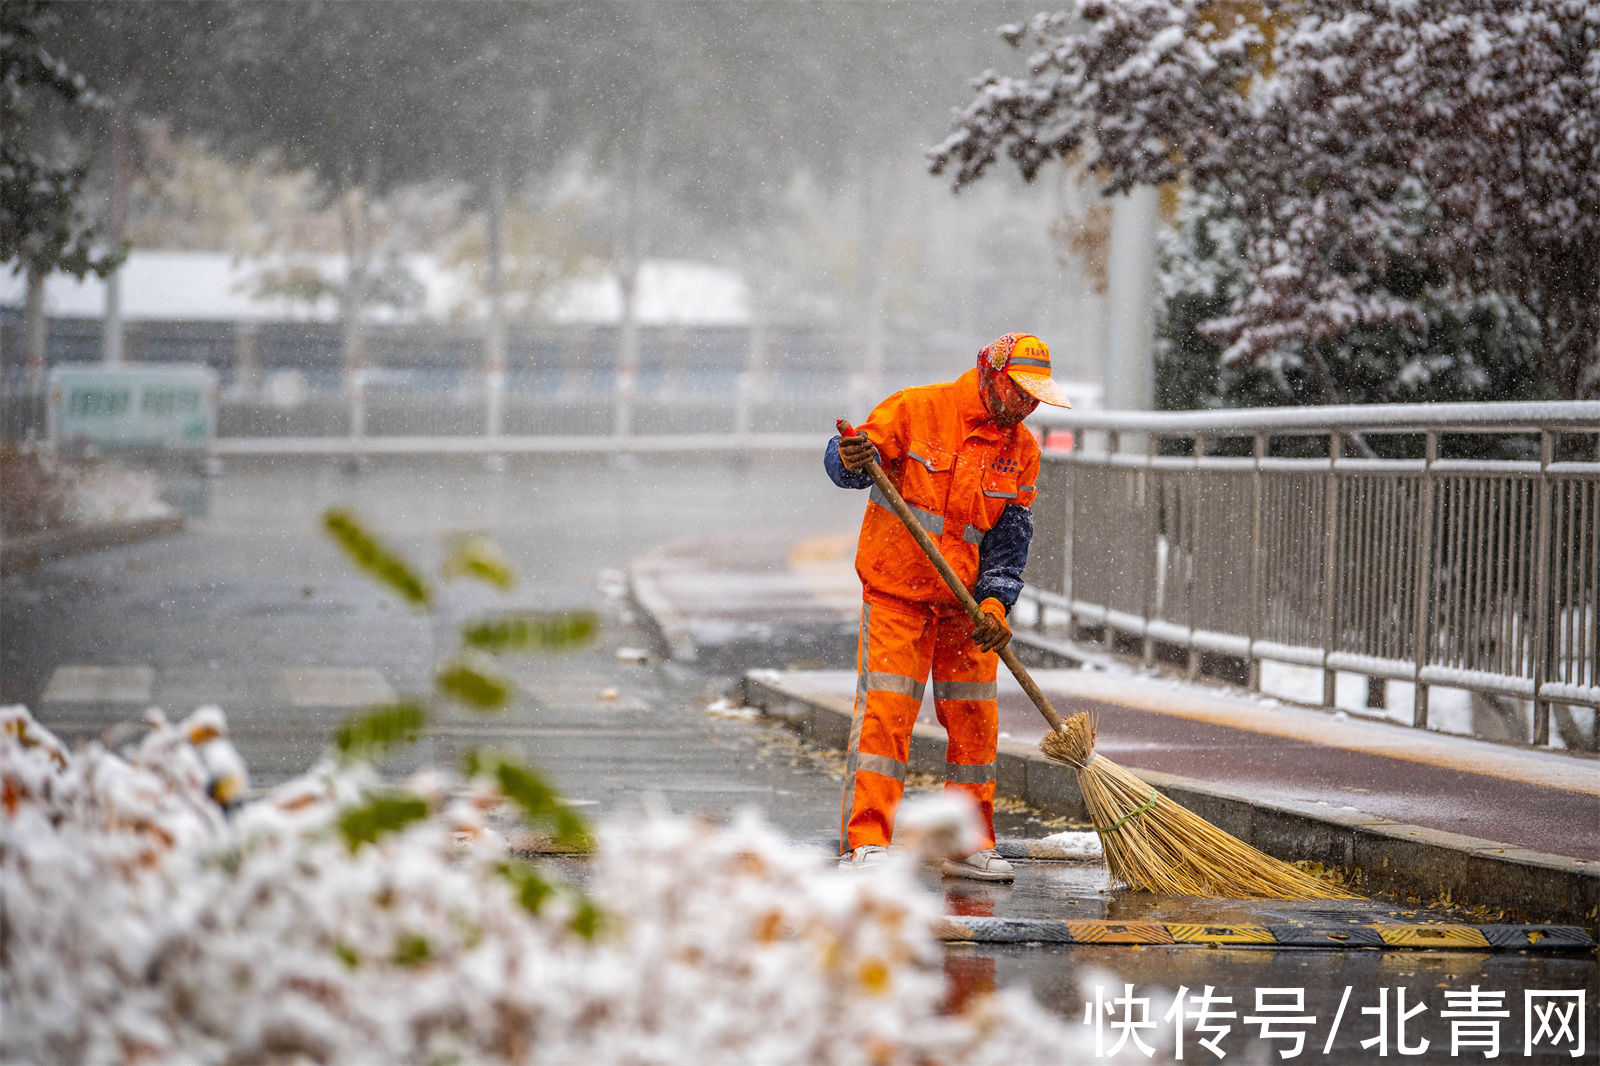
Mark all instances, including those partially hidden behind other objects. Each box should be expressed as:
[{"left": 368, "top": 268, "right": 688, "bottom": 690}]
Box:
[{"left": 1023, "top": 402, "right": 1600, "bottom": 747}]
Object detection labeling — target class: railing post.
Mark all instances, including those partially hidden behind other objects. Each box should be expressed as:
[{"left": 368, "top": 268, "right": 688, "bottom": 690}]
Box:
[
  {"left": 1248, "top": 433, "right": 1265, "bottom": 691},
  {"left": 1063, "top": 458, "right": 1076, "bottom": 638},
  {"left": 1410, "top": 431, "right": 1437, "bottom": 728},
  {"left": 1321, "top": 433, "right": 1342, "bottom": 708},
  {"left": 1143, "top": 431, "right": 1157, "bottom": 668},
  {"left": 1531, "top": 429, "right": 1554, "bottom": 745},
  {"left": 1187, "top": 433, "right": 1204, "bottom": 678},
  {"left": 1105, "top": 430, "right": 1120, "bottom": 653}
]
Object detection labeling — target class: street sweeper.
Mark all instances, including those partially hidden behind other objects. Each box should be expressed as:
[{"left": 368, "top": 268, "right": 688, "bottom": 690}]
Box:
[{"left": 826, "top": 332, "right": 1072, "bottom": 881}]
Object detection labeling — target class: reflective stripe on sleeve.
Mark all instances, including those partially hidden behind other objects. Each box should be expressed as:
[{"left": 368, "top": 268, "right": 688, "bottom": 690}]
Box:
[
  {"left": 944, "top": 761, "right": 997, "bottom": 785},
  {"left": 933, "top": 680, "right": 999, "bottom": 702},
  {"left": 963, "top": 524, "right": 985, "bottom": 545},
  {"left": 983, "top": 488, "right": 1018, "bottom": 499},
  {"left": 1018, "top": 484, "right": 1036, "bottom": 494},
  {"left": 869, "top": 486, "right": 945, "bottom": 536}
]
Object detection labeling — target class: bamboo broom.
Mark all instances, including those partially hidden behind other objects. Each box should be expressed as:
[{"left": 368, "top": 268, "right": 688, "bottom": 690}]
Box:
[{"left": 836, "top": 420, "right": 1356, "bottom": 901}]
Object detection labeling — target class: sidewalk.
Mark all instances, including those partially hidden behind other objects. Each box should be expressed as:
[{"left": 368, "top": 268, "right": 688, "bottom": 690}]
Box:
[{"left": 631, "top": 532, "right": 1600, "bottom": 935}]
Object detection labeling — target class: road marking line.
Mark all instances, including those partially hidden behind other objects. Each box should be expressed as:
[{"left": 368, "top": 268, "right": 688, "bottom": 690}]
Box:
[
  {"left": 41, "top": 665, "right": 153, "bottom": 703},
  {"left": 282, "top": 668, "right": 394, "bottom": 708}
]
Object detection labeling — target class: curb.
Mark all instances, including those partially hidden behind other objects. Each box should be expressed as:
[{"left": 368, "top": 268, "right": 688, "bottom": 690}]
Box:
[
  {"left": 740, "top": 671, "right": 1600, "bottom": 938},
  {"left": 625, "top": 551, "right": 1094, "bottom": 675},
  {"left": 936, "top": 916, "right": 1595, "bottom": 951},
  {"left": 627, "top": 551, "right": 698, "bottom": 663},
  {"left": 0, "top": 514, "right": 185, "bottom": 576}
]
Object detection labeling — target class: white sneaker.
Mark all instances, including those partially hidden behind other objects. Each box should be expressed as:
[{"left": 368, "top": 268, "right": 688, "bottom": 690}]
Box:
[
  {"left": 838, "top": 844, "right": 890, "bottom": 870},
  {"left": 940, "top": 848, "right": 1015, "bottom": 882}
]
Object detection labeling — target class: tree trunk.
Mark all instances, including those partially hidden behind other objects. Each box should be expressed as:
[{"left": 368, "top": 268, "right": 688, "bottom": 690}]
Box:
[
  {"left": 614, "top": 264, "right": 641, "bottom": 437},
  {"left": 852, "top": 170, "right": 889, "bottom": 420},
  {"left": 483, "top": 147, "right": 508, "bottom": 437},
  {"left": 339, "top": 172, "right": 371, "bottom": 398},
  {"left": 101, "top": 115, "right": 129, "bottom": 366},
  {"left": 24, "top": 265, "right": 47, "bottom": 396},
  {"left": 735, "top": 242, "right": 770, "bottom": 436},
  {"left": 612, "top": 116, "right": 654, "bottom": 438}
]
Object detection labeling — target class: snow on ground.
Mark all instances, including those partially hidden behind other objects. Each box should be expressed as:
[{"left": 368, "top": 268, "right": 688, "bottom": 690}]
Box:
[
  {"left": 1261, "top": 661, "right": 1476, "bottom": 737},
  {"left": 1, "top": 705, "right": 1094, "bottom": 1065},
  {"left": 1031, "top": 831, "right": 1103, "bottom": 861}
]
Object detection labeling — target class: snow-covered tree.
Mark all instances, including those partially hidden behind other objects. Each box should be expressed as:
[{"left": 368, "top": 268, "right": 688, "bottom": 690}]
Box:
[
  {"left": 932, "top": 0, "right": 1600, "bottom": 404},
  {"left": 0, "top": 1, "right": 120, "bottom": 279},
  {"left": 1156, "top": 184, "right": 1543, "bottom": 450}
]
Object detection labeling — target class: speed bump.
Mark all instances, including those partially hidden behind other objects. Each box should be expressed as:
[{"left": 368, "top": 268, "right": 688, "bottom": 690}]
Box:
[
  {"left": 1064, "top": 920, "right": 1174, "bottom": 944},
  {"left": 936, "top": 917, "right": 1594, "bottom": 952},
  {"left": 1373, "top": 924, "right": 1491, "bottom": 948},
  {"left": 1168, "top": 923, "right": 1276, "bottom": 945}
]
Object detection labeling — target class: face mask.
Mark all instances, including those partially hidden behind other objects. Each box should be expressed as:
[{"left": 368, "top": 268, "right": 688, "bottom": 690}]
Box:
[{"left": 982, "top": 369, "right": 1039, "bottom": 426}]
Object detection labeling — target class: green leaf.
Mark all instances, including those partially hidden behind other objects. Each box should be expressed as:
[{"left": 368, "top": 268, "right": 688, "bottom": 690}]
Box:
[
  {"left": 461, "top": 746, "right": 493, "bottom": 779},
  {"left": 461, "top": 611, "right": 598, "bottom": 654},
  {"left": 503, "top": 863, "right": 556, "bottom": 914},
  {"left": 441, "top": 532, "right": 516, "bottom": 590},
  {"left": 570, "top": 898, "right": 603, "bottom": 940},
  {"left": 499, "top": 863, "right": 603, "bottom": 940},
  {"left": 393, "top": 932, "right": 432, "bottom": 966},
  {"left": 338, "top": 793, "right": 429, "bottom": 851},
  {"left": 494, "top": 759, "right": 591, "bottom": 849},
  {"left": 323, "top": 508, "right": 431, "bottom": 607},
  {"left": 435, "top": 655, "right": 513, "bottom": 711},
  {"left": 334, "top": 702, "right": 429, "bottom": 763}
]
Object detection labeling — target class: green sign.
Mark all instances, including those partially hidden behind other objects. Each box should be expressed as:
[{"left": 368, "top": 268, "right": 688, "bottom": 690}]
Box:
[{"left": 49, "top": 365, "right": 217, "bottom": 450}]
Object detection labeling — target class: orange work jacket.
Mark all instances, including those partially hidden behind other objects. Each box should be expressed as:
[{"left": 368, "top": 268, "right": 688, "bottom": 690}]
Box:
[{"left": 852, "top": 368, "right": 1041, "bottom": 607}]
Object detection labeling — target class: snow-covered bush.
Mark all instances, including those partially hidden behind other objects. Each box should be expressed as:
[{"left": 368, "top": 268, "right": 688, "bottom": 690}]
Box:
[
  {"left": 61, "top": 461, "right": 172, "bottom": 527},
  {"left": 0, "top": 706, "right": 1085, "bottom": 1064},
  {"left": 0, "top": 443, "right": 171, "bottom": 538}
]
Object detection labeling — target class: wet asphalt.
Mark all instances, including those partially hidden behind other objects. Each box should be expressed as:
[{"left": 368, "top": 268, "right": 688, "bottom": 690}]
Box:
[{"left": 2, "top": 454, "right": 1595, "bottom": 1065}]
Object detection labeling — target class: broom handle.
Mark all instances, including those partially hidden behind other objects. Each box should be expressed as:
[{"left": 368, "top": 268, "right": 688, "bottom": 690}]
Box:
[{"left": 836, "top": 420, "right": 1066, "bottom": 736}]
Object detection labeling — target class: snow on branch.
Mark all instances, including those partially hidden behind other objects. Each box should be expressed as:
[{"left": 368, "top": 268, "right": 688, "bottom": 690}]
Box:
[{"left": 932, "top": 0, "right": 1600, "bottom": 401}]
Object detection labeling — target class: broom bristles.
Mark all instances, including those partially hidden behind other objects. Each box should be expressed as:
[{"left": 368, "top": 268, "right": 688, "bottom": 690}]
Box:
[{"left": 1039, "top": 713, "right": 1357, "bottom": 901}]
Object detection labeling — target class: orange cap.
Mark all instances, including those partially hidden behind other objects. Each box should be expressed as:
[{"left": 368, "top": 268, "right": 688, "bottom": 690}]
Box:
[{"left": 978, "top": 332, "right": 1072, "bottom": 408}]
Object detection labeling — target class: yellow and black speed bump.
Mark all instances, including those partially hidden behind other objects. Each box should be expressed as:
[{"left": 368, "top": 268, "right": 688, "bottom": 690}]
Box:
[
  {"left": 936, "top": 917, "right": 1595, "bottom": 952},
  {"left": 1267, "top": 924, "right": 1387, "bottom": 948},
  {"left": 1481, "top": 924, "right": 1595, "bottom": 949}
]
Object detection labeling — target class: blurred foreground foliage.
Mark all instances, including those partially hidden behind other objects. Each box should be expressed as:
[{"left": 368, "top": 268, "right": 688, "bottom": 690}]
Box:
[{"left": 322, "top": 507, "right": 599, "bottom": 933}]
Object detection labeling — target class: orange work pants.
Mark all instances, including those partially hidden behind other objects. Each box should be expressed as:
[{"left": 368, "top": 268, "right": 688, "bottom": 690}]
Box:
[{"left": 839, "top": 592, "right": 1000, "bottom": 853}]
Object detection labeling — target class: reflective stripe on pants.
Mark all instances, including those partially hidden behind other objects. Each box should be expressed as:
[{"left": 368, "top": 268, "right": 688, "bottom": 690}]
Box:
[{"left": 840, "top": 593, "right": 1000, "bottom": 853}]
